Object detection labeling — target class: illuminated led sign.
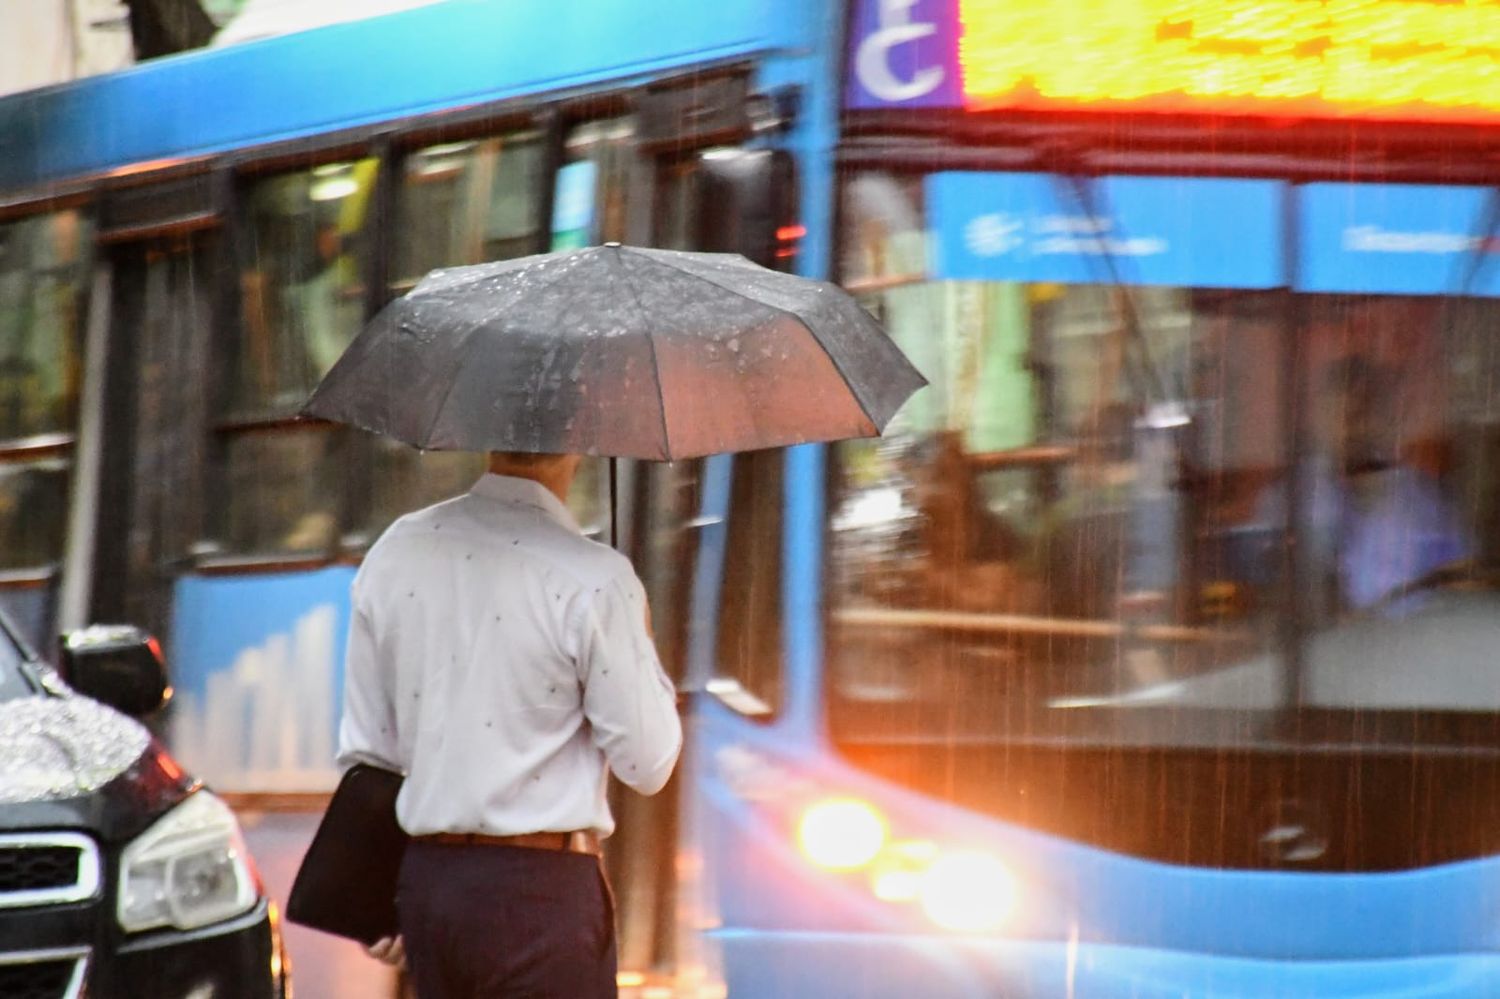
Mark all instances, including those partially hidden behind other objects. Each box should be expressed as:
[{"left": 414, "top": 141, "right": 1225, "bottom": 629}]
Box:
[{"left": 847, "top": 0, "right": 1500, "bottom": 123}]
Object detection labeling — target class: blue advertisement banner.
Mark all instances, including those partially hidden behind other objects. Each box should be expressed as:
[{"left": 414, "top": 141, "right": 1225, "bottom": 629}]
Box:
[
  {"left": 845, "top": 0, "right": 962, "bottom": 110},
  {"left": 169, "top": 568, "right": 355, "bottom": 792},
  {"left": 1298, "top": 182, "right": 1500, "bottom": 297},
  {"left": 926, "top": 173, "right": 1284, "bottom": 289}
]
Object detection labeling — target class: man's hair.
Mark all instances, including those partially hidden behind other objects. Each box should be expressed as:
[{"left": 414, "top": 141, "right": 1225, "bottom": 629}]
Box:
[{"left": 488, "top": 450, "right": 572, "bottom": 467}]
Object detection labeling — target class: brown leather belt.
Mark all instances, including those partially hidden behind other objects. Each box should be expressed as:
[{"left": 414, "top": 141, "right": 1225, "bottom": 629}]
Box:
[{"left": 416, "top": 830, "right": 601, "bottom": 856}]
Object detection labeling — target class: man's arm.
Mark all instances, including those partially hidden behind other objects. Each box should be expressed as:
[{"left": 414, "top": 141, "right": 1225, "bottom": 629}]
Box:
[
  {"left": 335, "top": 598, "right": 401, "bottom": 773},
  {"left": 575, "top": 570, "right": 682, "bottom": 795}
]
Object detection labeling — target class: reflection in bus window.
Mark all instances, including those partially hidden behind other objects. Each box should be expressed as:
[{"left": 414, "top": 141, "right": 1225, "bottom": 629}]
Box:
[
  {"left": 834, "top": 171, "right": 1500, "bottom": 740},
  {"left": 557, "top": 119, "right": 638, "bottom": 247},
  {"left": 0, "top": 210, "right": 91, "bottom": 569},
  {"left": 1269, "top": 296, "right": 1500, "bottom": 713},
  {"left": 394, "top": 133, "right": 544, "bottom": 290},
  {"left": 221, "top": 430, "right": 343, "bottom": 555},
  {"left": 0, "top": 459, "right": 69, "bottom": 570},
  {"left": 0, "top": 211, "right": 88, "bottom": 439},
  {"left": 832, "top": 171, "right": 1285, "bottom": 738},
  {"left": 235, "top": 159, "right": 378, "bottom": 416}
]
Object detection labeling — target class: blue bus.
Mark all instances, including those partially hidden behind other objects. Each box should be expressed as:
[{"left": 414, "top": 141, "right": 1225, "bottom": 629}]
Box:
[
  {"left": 677, "top": 1, "right": 1500, "bottom": 995},
  {"left": 0, "top": 0, "right": 836, "bottom": 991}
]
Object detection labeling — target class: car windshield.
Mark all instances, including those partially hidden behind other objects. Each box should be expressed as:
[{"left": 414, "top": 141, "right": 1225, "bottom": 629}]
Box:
[{"left": 830, "top": 170, "right": 1500, "bottom": 750}]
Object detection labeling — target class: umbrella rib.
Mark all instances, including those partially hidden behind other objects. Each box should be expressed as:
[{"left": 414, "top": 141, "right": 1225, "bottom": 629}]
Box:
[
  {"left": 612, "top": 249, "right": 674, "bottom": 462},
  {"left": 639, "top": 259, "right": 882, "bottom": 433}
]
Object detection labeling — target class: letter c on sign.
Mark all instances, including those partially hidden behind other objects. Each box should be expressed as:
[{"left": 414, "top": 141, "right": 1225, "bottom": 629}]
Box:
[{"left": 856, "top": 1, "right": 945, "bottom": 103}]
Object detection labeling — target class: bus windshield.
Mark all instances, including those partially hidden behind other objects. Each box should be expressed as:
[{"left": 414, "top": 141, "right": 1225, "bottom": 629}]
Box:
[{"left": 830, "top": 170, "right": 1500, "bottom": 751}]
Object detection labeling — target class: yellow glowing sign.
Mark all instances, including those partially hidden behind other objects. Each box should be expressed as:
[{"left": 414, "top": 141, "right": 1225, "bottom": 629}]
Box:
[{"left": 958, "top": 0, "right": 1500, "bottom": 122}]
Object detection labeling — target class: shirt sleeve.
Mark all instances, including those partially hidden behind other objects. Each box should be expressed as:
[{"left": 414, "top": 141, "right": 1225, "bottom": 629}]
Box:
[
  {"left": 335, "top": 582, "right": 402, "bottom": 773},
  {"left": 574, "top": 569, "right": 682, "bottom": 795}
]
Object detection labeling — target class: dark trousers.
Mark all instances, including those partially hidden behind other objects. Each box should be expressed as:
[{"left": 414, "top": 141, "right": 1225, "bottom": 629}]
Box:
[{"left": 397, "top": 840, "right": 617, "bottom": 999}]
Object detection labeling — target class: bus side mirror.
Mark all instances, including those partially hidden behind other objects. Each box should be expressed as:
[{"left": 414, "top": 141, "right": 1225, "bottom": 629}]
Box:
[
  {"left": 59, "top": 625, "right": 170, "bottom": 717},
  {"left": 693, "top": 147, "right": 800, "bottom": 271}
]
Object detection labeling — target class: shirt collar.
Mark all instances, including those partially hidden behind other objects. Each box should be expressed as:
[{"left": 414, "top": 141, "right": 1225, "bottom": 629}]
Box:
[{"left": 468, "top": 473, "right": 582, "bottom": 534}]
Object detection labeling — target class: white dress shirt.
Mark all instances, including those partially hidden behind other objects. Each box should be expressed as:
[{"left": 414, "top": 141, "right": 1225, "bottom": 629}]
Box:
[{"left": 336, "top": 473, "right": 682, "bottom": 838}]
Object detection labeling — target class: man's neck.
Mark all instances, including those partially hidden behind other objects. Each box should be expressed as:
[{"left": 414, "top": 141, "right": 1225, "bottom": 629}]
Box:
[{"left": 486, "top": 457, "right": 577, "bottom": 505}]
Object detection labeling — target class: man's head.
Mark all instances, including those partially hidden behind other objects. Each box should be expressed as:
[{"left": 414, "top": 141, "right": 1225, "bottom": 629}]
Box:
[{"left": 487, "top": 451, "right": 584, "bottom": 502}]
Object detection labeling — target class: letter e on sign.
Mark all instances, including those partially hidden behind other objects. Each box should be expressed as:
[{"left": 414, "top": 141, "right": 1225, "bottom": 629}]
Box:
[{"left": 856, "top": 0, "right": 945, "bottom": 103}]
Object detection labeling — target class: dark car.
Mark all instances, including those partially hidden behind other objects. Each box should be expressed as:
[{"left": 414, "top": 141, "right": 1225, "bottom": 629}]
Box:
[{"left": 0, "top": 614, "right": 290, "bottom": 998}]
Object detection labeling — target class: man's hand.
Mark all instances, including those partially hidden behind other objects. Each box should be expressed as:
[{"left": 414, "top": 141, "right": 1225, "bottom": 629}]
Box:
[{"left": 367, "top": 935, "right": 407, "bottom": 971}]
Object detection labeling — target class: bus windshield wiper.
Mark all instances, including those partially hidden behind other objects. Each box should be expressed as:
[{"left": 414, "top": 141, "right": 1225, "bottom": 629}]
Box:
[{"left": 1056, "top": 171, "right": 1172, "bottom": 412}]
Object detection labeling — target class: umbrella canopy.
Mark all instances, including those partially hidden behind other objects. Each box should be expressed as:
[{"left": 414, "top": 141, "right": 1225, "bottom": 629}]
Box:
[{"left": 301, "top": 244, "right": 925, "bottom": 460}]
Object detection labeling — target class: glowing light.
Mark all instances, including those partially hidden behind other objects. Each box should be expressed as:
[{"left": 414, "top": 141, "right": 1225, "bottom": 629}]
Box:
[
  {"left": 870, "top": 839, "right": 939, "bottom": 901},
  {"left": 798, "top": 798, "right": 887, "bottom": 871},
  {"left": 957, "top": 0, "right": 1500, "bottom": 123},
  {"left": 310, "top": 176, "right": 360, "bottom": 202},
  {"left": 918, "top": 850, "right": 1017, "bottom": 933},
  {"left": 616, "top": 972, "right": 646, "bottom": 988},
  {"left": 872, "top": 868, "right": 923, "bottom": 902}
]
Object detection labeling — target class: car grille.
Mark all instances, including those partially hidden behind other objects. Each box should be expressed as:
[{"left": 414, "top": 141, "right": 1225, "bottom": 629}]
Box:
[
  {"left": 0, "top": 834, "right": 100, "bottom": 908},
  {"left": 0, "top": 950, "right": 89, "bottom": 999},
  {"left": 0, "top": 846, "right": 80, "bottom": 892}
]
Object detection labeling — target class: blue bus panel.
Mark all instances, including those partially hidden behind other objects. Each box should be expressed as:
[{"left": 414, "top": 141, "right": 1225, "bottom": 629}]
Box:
[
  {"left": 1299, "top": 182, "right": 1500, "bottom": 297},
  {"left": 0, "top": 0, "right": 781, "bottom": 194},
  {"left": 925, "top": 172, "right": 1500, "bottom": 298},
  {"left": 169, "top": 569, "right": 355, "bottom": 791},
  {"left": 925, "top": 172, "right": 1285, "bottom": 289}
]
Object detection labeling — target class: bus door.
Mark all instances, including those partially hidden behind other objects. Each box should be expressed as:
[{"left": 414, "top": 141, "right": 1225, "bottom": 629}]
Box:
[{"left": 78, "top": 177, "right": 219, "bottom": 645}]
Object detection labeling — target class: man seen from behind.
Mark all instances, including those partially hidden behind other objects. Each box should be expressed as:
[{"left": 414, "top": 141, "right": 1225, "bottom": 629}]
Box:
[{"left": 337, "top": 450, "right": 682, "bottom": 998}]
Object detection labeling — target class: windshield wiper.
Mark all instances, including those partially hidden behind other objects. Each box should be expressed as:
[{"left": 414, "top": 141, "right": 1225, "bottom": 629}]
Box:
[{"left": 1055, "top": 171, "right": 1171, "bottom": 410}]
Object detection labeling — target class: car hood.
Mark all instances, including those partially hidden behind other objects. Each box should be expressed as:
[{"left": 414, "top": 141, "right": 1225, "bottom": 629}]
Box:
[{"left": 0, "top": 693, "right": 195, "bottom": 843}]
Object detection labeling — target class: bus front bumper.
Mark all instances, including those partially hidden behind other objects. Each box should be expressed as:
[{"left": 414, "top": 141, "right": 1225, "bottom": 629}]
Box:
[{"left": 712, "top": 929, "right": 1500, "bottom": 998}]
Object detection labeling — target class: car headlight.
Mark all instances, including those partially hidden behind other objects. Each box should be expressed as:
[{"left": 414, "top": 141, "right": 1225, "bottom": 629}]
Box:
[{"left": 118, "top": 790, "right": 259, "bottom": 933}]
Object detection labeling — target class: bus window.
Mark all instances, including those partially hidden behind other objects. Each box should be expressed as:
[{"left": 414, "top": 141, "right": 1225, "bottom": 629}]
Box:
[
  {"left": 829, "top": 171, "right": 1285, "bottom": 743},
  {"left": 216, "top": 159, "right": 378, "bottom": 555},
  {"left": 557, "top": 118, "right": 639, "bottom": 247},
  {"left": 363, "top": 132, "right": 546, "bottom": 542},
  {"left": 234, "top": 159, "right": 378, "bottom": 414},
  {"left": 1288, "top": 295, "right": 1500, "bottom": 712},
  {"left": 0, "top": 209, "right": 91, "bottom": 571},
  {"left": 392, "top": 132, "right": 544, "bottom": 291}
]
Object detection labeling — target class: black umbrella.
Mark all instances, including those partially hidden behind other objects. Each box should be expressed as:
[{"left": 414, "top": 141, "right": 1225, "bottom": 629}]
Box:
[{"left": 301, "top": 244, "right": 925, "bottom": 461}]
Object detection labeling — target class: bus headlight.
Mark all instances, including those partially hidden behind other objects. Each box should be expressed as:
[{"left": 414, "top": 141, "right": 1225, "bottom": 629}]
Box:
[
  {"left": 798, "top": 798, "right": 887, "bottom": 871},
  {"left": 917, "top": 850, "right": 1017, "bottom": 933},
  {"left": 795, "top": 797, "right": 1018, "bottom": 932},
  {"left": 118, "top": 791, "right": 259, "bottom": 933}
]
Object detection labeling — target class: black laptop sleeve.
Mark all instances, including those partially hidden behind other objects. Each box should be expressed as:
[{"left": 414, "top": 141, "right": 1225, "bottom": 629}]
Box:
[{"left": 286, "top": 763, "right": 408, "bottom": 945}]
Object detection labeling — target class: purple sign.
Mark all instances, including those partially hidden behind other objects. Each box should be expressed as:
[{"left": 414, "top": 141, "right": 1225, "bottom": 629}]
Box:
[{"left": 845, "top": 0, "right": 962, "bottom": 110}]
